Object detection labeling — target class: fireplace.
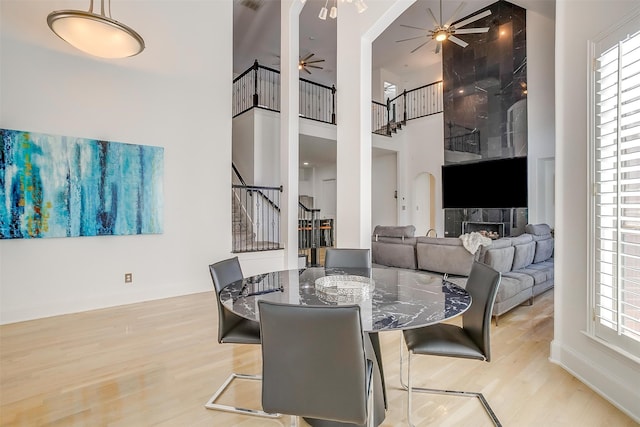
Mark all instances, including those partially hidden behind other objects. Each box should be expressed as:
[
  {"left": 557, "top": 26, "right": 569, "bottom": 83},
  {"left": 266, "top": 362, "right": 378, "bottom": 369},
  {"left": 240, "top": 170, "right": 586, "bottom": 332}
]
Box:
[{"left": 463, "top": 221, "right": 505, "bottom": 239}]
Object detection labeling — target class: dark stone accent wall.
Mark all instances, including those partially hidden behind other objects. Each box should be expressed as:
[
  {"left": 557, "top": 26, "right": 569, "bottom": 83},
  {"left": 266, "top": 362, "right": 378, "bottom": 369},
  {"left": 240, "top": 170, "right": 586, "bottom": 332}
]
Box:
[
  {"left": 441, "top": 0, "right": 528, "bottom": 237},
  {"left": 443, "top": 0, "right": 527, "bottom": 161}
]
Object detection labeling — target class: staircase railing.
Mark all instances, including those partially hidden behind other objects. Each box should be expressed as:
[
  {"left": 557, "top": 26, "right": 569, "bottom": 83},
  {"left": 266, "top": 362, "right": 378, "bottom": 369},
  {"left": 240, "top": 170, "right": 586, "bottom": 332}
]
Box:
[
  {"left": 298, "top": 202, "right": 333, "bottom": 267},
  {"left": 373, "top": 80, "right": 444, "bottom": 137},
  {"left": 232, "top": 163, "right": 283, "bottom": 253},
  {"left": 233, "top": 60, "right": 336, "bottom": 124}
]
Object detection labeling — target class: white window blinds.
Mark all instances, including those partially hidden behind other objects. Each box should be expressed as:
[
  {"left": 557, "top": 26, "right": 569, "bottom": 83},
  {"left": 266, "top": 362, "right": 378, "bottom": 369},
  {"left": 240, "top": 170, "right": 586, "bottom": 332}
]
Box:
[{"left": 593, "top": 26, "right": 640, "bottom": 356}]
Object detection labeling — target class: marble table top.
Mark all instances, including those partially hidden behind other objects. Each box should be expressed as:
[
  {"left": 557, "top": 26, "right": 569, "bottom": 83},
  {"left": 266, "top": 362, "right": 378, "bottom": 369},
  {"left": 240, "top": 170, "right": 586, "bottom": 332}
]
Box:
[{"left": 220, "top": 267, "right": 471, "bottom": 332}]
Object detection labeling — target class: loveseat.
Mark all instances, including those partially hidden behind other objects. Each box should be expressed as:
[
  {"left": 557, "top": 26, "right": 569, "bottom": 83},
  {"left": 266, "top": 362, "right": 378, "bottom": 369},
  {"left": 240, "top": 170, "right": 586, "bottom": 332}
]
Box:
[{"left": 371, "top": 223, "right": 554, "bottom": 324}]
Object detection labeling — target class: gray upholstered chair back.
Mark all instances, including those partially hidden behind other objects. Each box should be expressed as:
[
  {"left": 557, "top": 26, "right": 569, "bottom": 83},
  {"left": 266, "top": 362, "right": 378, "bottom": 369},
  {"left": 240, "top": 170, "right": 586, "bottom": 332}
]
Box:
[
  {"left": 461, "top": 261, "right": 501, "bottom": 361},
  {"left": 258, "top": 301, "right": 371, "bottom": 424},
  {"left": 324, "top": 248, "right": 371, "bottom": 269},
  {"left": 209, "top": 257, "right": 253, "bottom": 344}
]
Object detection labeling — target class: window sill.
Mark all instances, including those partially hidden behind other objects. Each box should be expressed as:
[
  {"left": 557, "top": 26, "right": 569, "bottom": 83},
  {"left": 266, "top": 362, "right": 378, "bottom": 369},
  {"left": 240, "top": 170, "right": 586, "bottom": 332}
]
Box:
[{"left": 580, "top": 330, "right": 640, "bottom": 365}]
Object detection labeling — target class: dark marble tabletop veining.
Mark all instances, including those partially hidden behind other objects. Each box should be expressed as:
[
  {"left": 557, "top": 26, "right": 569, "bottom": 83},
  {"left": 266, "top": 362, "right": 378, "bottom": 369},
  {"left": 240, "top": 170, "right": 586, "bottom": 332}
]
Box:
[{"left": 220, "top": 267, "right": 471, "bottom": 332}]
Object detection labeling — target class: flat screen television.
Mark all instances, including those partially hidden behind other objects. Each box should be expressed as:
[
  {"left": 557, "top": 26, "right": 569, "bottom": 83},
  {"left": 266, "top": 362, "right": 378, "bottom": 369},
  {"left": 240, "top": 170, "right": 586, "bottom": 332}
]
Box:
[{"left": 442, "top": 157, "right": 528, "bottom": 209}]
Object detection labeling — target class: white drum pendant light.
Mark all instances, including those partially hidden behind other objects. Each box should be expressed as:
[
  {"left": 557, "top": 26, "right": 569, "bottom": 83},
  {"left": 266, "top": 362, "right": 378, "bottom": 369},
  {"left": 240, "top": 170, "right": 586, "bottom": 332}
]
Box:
[{"left": 47, "top": 0, "right": 145, "bottom": 59}]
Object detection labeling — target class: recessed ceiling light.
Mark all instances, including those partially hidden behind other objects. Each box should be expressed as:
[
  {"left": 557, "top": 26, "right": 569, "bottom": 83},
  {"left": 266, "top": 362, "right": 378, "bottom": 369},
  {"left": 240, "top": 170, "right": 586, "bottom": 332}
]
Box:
[{"left": 303, "top": 162, "right": 309, "bottom": 166}]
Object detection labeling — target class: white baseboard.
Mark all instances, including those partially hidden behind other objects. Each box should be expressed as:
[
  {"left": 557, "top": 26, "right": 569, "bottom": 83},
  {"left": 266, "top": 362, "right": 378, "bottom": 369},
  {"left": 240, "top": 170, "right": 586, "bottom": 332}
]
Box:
[{"left": 549, "top": 340, "right": 640, "bottom": 423}]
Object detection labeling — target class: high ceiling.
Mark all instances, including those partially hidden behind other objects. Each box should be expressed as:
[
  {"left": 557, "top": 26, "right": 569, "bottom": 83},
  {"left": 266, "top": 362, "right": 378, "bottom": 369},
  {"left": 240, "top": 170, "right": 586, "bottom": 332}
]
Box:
[{"left": 233, "top": 0, "right": 556, "bottom": 86}]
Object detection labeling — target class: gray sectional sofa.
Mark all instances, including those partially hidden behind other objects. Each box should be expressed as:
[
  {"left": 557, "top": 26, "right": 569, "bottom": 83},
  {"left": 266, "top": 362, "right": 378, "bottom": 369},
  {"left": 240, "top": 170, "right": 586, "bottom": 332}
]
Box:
[{"left": 371, "top": 223, "right": 554, "bottom": 324}]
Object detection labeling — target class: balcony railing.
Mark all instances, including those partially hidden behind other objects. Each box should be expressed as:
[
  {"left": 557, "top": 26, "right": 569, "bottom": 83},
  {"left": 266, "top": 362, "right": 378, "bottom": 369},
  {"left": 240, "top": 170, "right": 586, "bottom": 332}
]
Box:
[
  {"left": 234, "top": 60, "right": 336, "bottom": 124},
  {"left": 445, "top": 131, "right": 481, "bottom": 154},
  {"left": 233, "top": 61, "right": 444, "bottom": 136}
]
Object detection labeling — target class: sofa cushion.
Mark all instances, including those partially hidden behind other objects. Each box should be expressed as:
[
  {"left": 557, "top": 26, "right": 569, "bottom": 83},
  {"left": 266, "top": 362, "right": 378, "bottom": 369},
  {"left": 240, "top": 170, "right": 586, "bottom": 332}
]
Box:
[
  {"left": 373, "top": 225, "right": 415, "bottom": 239},
  {"left": 533, "top": 238, "right": 554, "bottom": 263},
  {"left": 528, "top": 260, "right": 554, "bottom": 279},
  {"left": 483, "top": 246, "right": 515, "bottom": 274},
  {"left": 516, "top": 267, "right": 548, "bottom": 285},
  {"left": 497, "top": 272, "right": 534, "bottom": 301},
  {"left": 512, "top": 241, "right": 536, "bottom": 270},
  {"left": 510, "top": 233, "right": 534, "bottom": 246},
  {"left": 526, "top": 223, "right": 552, "bottom": 236}
]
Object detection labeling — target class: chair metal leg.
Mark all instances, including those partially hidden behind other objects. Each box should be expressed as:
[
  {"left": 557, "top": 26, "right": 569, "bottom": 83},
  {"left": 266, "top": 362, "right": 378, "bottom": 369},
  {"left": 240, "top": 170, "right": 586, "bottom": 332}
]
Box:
[
  {"left": 407, "top": 350, "right": 414, "bottom": 427},
  {"left": 204, "top": 372, "right": 280, "bottom": 418},
  {"left": 405, "top": 350, "right": 501, "bottom": 427},
  {"left": 399, "top": 336, "right": 409, "bottom": 390},
  {"left": 367, "top": 367, "right": 375, "bottom": 427}
]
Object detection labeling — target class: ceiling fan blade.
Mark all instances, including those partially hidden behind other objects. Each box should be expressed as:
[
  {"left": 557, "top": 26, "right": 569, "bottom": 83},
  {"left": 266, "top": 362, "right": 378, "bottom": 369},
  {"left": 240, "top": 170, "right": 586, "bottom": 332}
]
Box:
[
  {"left": 453, "top": 9, "right": 491, "bottom": 29},
  {"left": 411, "top": 39, "right": 432, "bottom": 54},
  {"left": 301, "top": 52, "right": 314, "bottom": 62},
  {"left": 305, "top": 59, "right": 325, "bottom": 64},
  {"left": 427, "top": 8, "right": 440, "bottom": 27},
  {"left": 448, "top": 35, "right": 469, "bottom": 48},
  {"left": 396, "top": 35, "right": 426, "bottom": 43},
  {"left": 307, "top": 65, "right": 324, "bottom": 69},
  {"left": 303, "top": 67, "right": 312, "bottom": 74},
  {"left": 443, "top": 2, "right": 467, "bottom": 28},
  {"left": 453, "top": 27, "right": 490, "bottom": 34},
  {"left": 400, "top": 24, "right": 429, "bottom": 31}
]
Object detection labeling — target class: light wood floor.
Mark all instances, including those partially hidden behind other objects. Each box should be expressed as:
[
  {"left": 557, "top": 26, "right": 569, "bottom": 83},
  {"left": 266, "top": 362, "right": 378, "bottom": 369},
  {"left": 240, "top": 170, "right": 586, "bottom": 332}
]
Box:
[{"left": 1, "top": 289, "right": 637, "bottom": 426}]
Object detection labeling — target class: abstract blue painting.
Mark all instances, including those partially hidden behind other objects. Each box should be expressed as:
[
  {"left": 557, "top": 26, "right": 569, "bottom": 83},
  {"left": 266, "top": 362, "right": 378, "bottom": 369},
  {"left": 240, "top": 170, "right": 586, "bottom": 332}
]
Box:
[{"left": 0, "top": 129, "right": 164, "bottom": 239}]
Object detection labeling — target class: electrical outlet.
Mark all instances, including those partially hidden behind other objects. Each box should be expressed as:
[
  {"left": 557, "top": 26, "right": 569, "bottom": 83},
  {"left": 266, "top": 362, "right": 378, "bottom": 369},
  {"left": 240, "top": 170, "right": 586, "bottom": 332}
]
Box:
[{"left": 124, "top": 273, "right": 133, "bottom": 283}]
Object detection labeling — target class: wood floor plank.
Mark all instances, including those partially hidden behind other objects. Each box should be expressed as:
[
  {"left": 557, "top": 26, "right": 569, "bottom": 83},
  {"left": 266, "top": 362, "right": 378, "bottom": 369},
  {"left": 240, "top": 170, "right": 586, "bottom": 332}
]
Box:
[{"left": 1, "top": 289, "right": 637, "bottom": 426}]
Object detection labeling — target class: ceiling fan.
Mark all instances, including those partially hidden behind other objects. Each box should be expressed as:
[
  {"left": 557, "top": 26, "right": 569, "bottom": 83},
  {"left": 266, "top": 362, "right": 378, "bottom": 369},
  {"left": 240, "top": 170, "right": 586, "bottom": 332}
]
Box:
[
  {"left": 274, "top": 52, "right": 325, "bottom": 74},
  {"left": 298, "top": 53, "right": 325, "bottom": 74},
  {"left": 396, "top": 0, "right": 491, "bottom": 54}
]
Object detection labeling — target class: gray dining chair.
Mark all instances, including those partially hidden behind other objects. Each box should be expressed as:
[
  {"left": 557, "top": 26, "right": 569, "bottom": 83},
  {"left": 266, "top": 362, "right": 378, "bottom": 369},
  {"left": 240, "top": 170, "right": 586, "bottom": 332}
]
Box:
[
  {"left": 401, "top": 261, "right": 502, "bottom": 427},
  {"left": 258, "top": 300, "right": 376, "bottom": 427},
  {"left": 204, "top": 257, "right": 278, "bottom": 418},
  {"left": 324, "top": 248, "right": 371, "bottom": 269}
]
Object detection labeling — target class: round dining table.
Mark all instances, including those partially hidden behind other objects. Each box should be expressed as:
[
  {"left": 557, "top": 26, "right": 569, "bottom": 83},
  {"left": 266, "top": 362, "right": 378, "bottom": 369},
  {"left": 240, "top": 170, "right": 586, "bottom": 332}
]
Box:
[
  {"left": 219, "top": 266, "right": 471, "bottom": 427},
  {"left": 219, "top": 266, "right": 471, "bottom": 331}
]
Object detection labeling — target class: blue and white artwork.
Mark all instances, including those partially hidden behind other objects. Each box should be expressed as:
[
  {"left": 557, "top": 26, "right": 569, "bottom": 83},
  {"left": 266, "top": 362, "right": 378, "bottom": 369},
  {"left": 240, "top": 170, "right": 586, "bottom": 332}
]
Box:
[{"left": 0, "top": 129, "right": 164, "bottom": 239}]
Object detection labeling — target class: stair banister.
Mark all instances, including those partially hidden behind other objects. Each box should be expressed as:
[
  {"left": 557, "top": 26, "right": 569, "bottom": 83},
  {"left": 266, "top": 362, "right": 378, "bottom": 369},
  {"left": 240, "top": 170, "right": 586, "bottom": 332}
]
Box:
[{"left": 252, "top": 59, "right": 259, "bottom": 107}]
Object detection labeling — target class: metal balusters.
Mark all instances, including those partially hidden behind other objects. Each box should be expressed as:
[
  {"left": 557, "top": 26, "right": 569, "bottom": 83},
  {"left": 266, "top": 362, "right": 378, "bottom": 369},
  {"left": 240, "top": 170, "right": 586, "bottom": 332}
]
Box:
[{"left": 232, "top": 184, "right": 283, "bottom": 253}]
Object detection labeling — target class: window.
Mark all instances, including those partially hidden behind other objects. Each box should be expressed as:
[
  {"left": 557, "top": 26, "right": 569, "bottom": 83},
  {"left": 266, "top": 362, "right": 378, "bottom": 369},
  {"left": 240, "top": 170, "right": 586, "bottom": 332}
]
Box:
[{"left": 591, "top": 21, "right": 640, "bottom": 357}]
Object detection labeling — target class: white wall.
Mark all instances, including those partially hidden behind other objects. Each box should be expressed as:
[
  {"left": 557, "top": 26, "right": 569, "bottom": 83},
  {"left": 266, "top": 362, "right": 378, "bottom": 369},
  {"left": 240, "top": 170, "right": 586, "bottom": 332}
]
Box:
[
  {"left": 371, "top": 153, "right": 397, "bottom": 230},
  {"left": 232, "top": 111, "right": 255, "bottom": 183},
  {"left": 553, "top": 0, "right": 640, "bottom": 421},
  {"left": 400, "top": 62, "right": 442, "bottom": 91},
  {"left": 526, "top": 6, "right": 556, "bottom": 227},
  {"left": 0, "top": 1, "right": 233, "bottom": 324},
  {"left": 313, "top": 164, "right": 338, "bottom": 218},
  {"left": 253, "top": 109, "right": 281, "bottom": 186},
  {"left": 335, "top": 0, "right": 415, "bottom": 249}
]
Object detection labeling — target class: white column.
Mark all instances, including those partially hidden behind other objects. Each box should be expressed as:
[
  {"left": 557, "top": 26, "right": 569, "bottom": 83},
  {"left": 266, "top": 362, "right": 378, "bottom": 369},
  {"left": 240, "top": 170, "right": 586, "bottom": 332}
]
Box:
[
  {"left": 335, "top": 0, "right": 415, "bottom": 248},
  {"left": 281, "top": 0, "right": 303, "bottom": 269}
]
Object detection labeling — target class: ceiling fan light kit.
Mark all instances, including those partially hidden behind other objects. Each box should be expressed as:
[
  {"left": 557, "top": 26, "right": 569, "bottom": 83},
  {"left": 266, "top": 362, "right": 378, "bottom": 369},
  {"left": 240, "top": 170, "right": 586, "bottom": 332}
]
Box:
[
  {"left": 308, "top": 0, "right": 367, "bottom": 20},
  {"left": 396, "top": 0, "right": 491, "bottom": 55},
  {"left": 47, "top": 0, "right": 144, "bottom": 59},
  {"left": 319, "top": 6, "right": 328, "bottom": 20}
]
